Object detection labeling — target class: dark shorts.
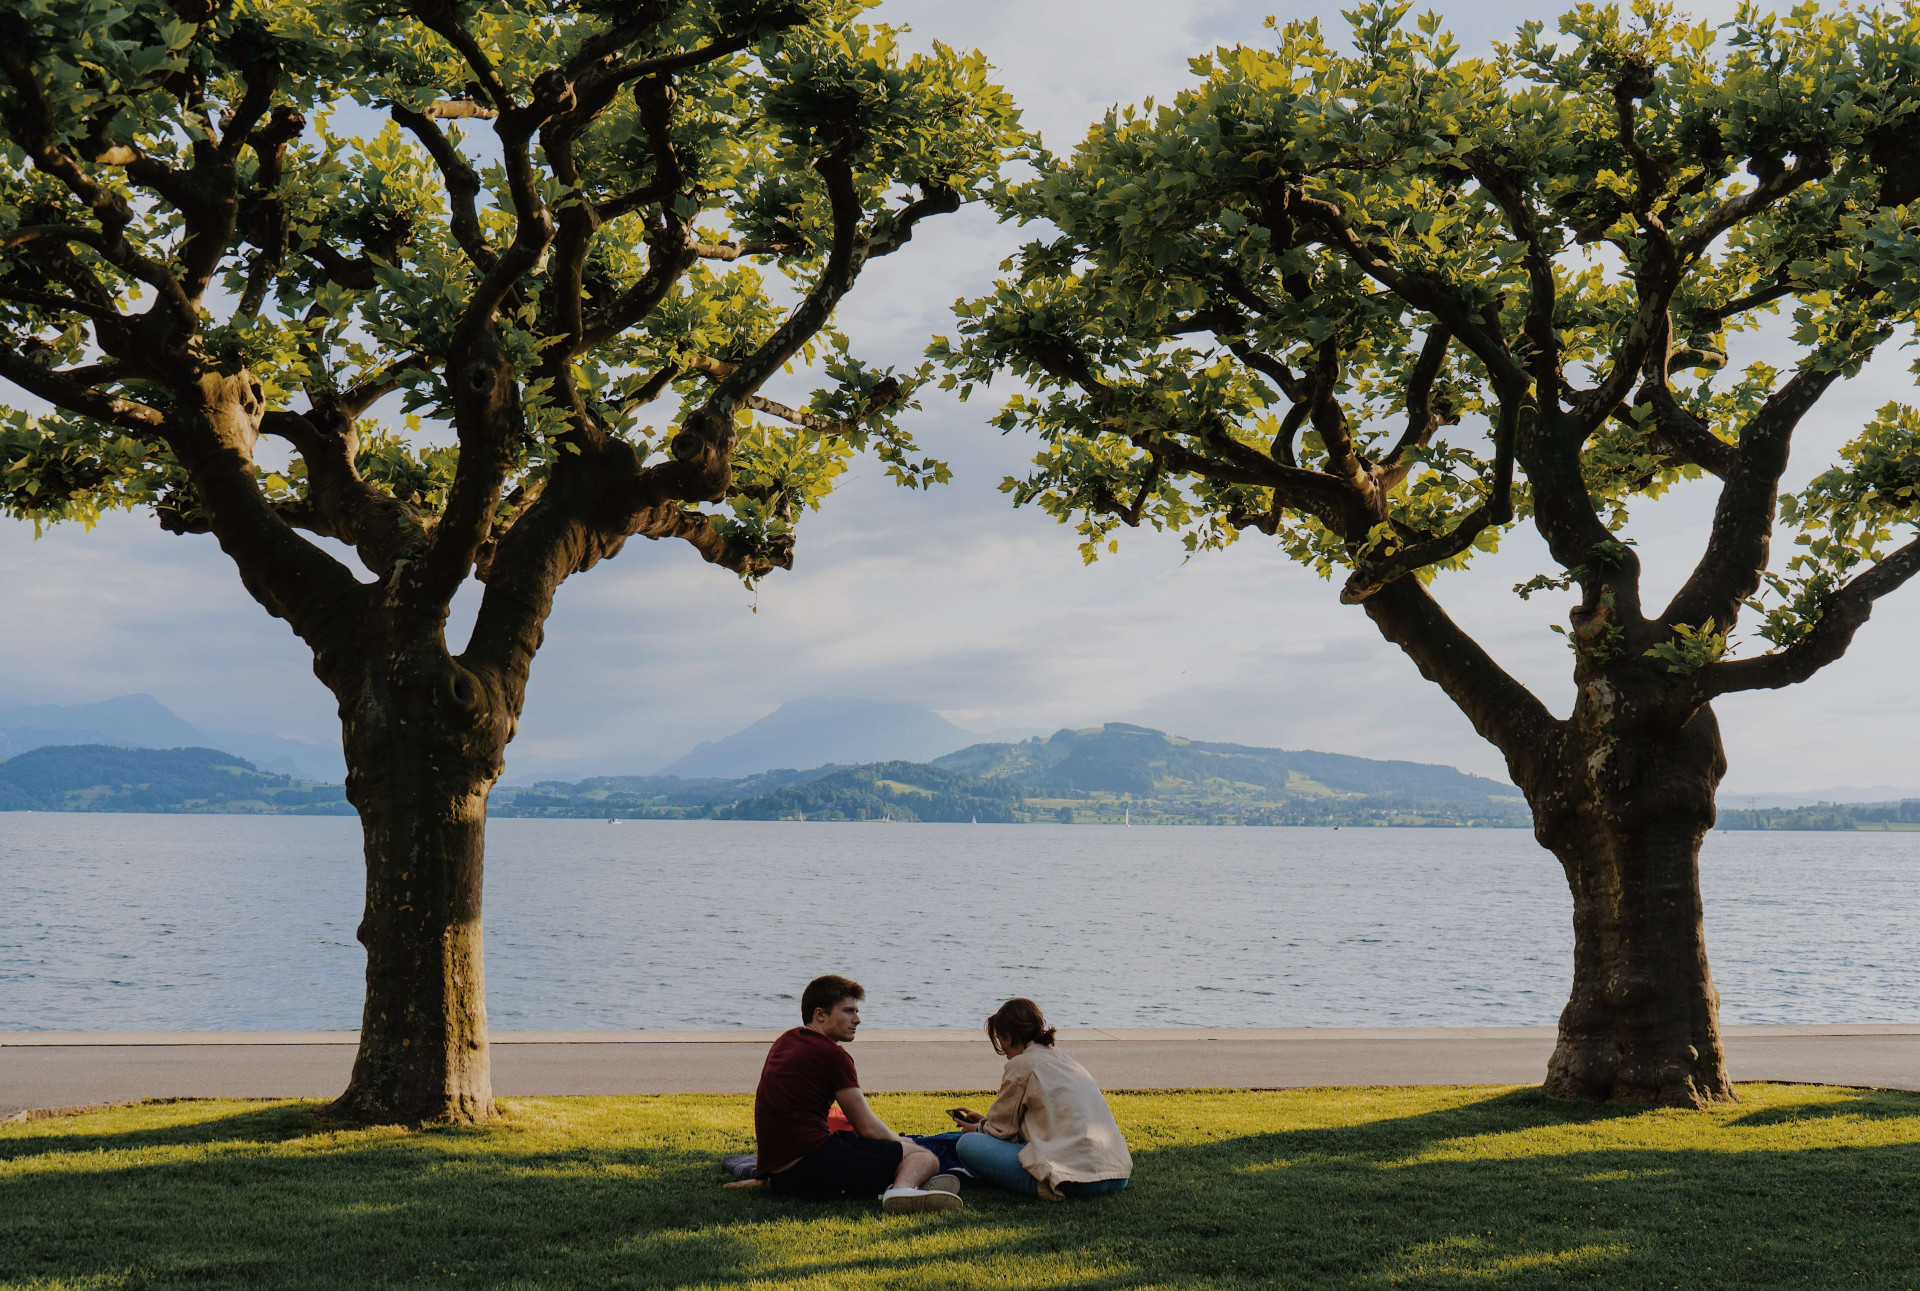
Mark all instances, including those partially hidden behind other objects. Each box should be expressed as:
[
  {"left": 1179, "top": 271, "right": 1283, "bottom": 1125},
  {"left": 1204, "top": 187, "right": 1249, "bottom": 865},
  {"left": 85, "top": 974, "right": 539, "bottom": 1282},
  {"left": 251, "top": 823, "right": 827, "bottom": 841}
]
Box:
[{"left": 766, "top": 1131, "right": 904, "bottom": 1200}]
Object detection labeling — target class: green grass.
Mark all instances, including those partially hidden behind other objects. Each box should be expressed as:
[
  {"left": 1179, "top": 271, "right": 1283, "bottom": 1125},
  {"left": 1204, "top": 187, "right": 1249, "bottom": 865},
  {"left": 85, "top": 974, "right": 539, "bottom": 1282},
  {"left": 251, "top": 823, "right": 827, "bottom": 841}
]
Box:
[{"left": 5, "top": 1085, "right": 1919, "bottom": 1289}]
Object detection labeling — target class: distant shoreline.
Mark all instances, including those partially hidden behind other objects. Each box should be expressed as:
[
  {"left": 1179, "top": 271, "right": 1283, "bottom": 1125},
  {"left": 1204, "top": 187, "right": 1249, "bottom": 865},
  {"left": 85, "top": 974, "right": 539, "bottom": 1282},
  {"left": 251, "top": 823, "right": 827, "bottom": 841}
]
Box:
[
  {"left": 8, "top": 808, "right": 1920, "bottom": 832},
  {"left": 6, "top": 741, "right": 1916, "bottom": 830}
]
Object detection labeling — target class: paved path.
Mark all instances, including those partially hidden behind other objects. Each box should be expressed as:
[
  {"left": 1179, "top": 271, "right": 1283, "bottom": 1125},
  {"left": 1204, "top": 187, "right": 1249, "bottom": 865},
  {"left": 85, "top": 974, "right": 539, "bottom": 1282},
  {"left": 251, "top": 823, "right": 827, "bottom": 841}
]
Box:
[{"left": 4, "top": 1026, "right": 1917, "bottom": 1119}]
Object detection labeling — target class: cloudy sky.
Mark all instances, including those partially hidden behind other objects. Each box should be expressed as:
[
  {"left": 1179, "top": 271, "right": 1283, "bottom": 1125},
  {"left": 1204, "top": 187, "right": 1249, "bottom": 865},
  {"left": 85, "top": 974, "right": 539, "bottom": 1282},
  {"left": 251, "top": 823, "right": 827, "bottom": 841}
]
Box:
[{"left": 6, "top": 0, "right": 1918, "bottom": 793}]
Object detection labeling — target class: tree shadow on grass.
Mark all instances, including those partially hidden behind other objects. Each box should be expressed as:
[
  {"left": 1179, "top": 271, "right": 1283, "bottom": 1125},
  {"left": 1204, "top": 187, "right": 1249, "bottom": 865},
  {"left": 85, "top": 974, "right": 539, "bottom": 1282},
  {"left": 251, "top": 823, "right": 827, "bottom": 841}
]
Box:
[
  {"left": 4, "top": 1089, "right": 1920, "bottom": 1289},
  {"left": 0, "top": 1100, "right": 323, "bottom": 1160}
]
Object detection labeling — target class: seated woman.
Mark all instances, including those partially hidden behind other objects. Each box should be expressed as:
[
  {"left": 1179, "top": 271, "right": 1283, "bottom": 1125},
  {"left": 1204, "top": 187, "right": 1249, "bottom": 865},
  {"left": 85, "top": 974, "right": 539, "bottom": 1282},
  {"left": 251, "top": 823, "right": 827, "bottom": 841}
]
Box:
[{"left": 950, "top": 998, "right": 1132, "bottom": 1200}]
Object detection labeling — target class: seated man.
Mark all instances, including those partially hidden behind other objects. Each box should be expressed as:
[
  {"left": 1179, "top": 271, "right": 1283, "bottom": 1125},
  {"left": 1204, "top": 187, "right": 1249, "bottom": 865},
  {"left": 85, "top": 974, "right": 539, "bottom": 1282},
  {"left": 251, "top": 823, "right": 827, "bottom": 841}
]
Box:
[{"left": 727, "top": 974, "right": 962, "bottom": 1214}]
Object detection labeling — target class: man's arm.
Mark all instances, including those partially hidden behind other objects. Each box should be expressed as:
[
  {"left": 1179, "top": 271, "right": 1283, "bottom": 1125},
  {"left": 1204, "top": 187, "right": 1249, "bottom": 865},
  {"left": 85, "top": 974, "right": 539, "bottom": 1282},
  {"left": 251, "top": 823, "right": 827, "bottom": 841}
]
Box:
[{"left": 835, "top": 1087, "right": 902, "bottom": 1142}]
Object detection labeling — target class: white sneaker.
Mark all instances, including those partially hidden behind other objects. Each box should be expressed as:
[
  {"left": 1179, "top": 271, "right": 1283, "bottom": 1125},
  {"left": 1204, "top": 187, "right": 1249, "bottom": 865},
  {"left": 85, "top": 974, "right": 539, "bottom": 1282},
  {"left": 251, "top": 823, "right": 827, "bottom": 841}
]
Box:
[
  {"left": 880, "top": 1185, "right": 964, "bottom": 1214},
  {"left": 926, "top": 1174, "right": 961, "bottom": 1195}
]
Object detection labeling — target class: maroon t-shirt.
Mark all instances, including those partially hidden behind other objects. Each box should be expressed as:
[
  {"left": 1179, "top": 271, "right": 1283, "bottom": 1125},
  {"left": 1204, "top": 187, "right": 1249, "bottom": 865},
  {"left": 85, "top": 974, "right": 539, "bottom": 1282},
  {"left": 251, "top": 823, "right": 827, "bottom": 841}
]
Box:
[{"left": 754, "top": 1027, "right": 859, "bottom": 1176}]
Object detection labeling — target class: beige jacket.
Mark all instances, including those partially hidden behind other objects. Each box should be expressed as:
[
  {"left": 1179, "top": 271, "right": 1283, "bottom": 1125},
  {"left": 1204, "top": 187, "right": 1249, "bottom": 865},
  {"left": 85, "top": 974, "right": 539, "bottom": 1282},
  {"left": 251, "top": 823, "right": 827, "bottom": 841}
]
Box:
[{"left": 981, "top": 1045, "right": 1132, "bottom": 1198}]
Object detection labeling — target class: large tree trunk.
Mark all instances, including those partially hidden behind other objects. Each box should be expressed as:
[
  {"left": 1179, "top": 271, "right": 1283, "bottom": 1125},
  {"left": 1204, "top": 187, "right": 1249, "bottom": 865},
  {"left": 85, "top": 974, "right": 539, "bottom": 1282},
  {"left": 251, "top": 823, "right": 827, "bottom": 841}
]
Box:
[
  {"left": 1537, "top": 683, "right": 1734, "bottom": 1108},
  {"left": 329, "top": 668, "right": 503, "bottom": 1125}
]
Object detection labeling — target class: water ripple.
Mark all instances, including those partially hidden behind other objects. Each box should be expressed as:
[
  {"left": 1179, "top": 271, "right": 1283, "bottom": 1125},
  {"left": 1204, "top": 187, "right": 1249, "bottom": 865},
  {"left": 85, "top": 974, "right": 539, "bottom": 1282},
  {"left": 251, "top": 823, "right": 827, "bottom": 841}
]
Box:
[{"left": 0, "top": 817, "right": 1915, "bottom": 1029}]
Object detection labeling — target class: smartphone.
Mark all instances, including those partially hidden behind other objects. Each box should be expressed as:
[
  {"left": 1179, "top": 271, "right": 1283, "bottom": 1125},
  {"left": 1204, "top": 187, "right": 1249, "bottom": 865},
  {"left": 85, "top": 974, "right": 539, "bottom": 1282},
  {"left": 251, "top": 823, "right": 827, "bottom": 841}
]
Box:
[{"left": 946, "top": 1107, "right": 972, "bottom": 1122}]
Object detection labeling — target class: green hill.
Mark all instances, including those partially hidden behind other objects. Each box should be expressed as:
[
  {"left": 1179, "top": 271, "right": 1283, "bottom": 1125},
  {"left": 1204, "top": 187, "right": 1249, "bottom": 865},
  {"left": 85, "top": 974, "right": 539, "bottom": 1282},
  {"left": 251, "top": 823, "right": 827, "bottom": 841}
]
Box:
[
  {"left": 489, "top": 765, "right": 839, "bottom": 817},
  {"left": 710, "top": 761, "right": 1025, "bottom": 823},
  {"left": 932, "top": 724, "right": 1524, "bottom": 812},
  {"left": 0, "top": 744, "right": 349, "bottom": 814}
]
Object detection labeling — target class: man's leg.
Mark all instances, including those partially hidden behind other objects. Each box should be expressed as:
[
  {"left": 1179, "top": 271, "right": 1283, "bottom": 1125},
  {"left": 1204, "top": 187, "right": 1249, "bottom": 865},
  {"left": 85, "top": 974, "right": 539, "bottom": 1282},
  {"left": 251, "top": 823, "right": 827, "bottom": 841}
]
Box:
[
  {"left": 766, "top": 1134, "right": 903, "bottom": 1201},
  {"left": 890, "top": 1139, "right": 941, "bottom": 1192},
  {"left": 878, "top": 1139, "right": 964, "bottom": 1213},
  {"left": 954, "top": 1132, "right": 1040, "bottom": 1196}
]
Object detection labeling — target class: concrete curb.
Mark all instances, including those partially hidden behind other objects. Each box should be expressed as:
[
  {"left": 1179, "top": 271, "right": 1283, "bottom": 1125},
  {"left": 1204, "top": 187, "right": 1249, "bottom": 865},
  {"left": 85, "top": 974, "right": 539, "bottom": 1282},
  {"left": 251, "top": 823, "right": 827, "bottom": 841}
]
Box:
[
  {"left": 6, "top": 1023, "right": 1916, "bottom": 1047},
  {"left": 5, "top": 1026, "right": 1917, "bottom": 1123}
]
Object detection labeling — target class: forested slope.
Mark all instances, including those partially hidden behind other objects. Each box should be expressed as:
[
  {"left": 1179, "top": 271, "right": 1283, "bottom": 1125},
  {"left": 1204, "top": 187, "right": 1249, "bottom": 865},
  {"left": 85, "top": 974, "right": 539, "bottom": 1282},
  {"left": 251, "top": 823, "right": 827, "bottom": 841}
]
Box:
[{"left": 0, "top": 745, "right": 348, "bottom": 813}]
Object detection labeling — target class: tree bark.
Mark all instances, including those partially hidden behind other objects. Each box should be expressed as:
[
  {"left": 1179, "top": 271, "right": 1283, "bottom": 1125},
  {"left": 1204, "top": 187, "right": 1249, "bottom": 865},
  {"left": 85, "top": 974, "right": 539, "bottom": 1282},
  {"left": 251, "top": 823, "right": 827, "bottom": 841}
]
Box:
[
  {"left": 328, "top": 666, "right": 504, "bottom": 1125},
  {"left": 1537, "top": 681, "right": 1734, "bottom": 1108}
]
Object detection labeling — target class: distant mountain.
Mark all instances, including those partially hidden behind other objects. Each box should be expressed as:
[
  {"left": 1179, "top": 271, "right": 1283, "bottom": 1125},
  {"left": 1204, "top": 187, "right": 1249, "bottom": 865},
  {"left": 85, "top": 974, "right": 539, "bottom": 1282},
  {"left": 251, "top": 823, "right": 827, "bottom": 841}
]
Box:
[
  {"left": 933, "top": 723, "right": 1524, "bottom": 805},
  {"left": 0, "top": 695, "right": 203, "bottom": 747},
  {"left": 0, "top": 694, "right": 344, "bottom": 781},
  {"left": 0, "top": 744, "right": 349, "bottom": 814},
  {"left": 493, "top": 723, "right": 1530, "bottom": 826},
  {"left": 660, "top": 698, "right": 979, "bottom": 779}
]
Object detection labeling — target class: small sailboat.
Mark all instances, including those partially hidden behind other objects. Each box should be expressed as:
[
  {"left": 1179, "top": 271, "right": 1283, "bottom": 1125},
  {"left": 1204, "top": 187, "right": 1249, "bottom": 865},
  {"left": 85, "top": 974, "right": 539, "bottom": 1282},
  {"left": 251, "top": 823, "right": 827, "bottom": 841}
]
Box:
[{"left": 1125, "top": 807, "right": 1131, "bottom": 828}]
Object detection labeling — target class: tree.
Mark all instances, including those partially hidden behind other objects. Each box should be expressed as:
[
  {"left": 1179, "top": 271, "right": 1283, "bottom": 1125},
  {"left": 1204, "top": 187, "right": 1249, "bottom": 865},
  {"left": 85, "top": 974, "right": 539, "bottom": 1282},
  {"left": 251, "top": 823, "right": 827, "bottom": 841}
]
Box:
[
  {"left": 0, "top": 0, "right": 1019, "bottom": 1123},
  {"left": 934, "top": 2, "right": 1920, "bottom": 1106}
]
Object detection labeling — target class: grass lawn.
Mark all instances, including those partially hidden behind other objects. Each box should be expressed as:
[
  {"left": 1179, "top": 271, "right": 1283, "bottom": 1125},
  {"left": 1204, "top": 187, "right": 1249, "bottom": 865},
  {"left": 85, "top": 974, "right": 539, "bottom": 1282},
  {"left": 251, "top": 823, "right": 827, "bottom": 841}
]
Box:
[{"left": 5, "top": 1084, "right": 1919, "bottom": 1289}]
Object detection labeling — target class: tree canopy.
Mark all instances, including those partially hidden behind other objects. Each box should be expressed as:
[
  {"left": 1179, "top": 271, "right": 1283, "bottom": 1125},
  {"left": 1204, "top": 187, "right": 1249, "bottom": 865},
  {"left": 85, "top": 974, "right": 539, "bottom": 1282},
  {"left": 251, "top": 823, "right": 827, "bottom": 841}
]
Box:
[
  {"left": 1, "top": 0, "right": 1018, "bottom": 590},
  {"left": 937, "top": 0, "right": 1920, "bottom": 704}
]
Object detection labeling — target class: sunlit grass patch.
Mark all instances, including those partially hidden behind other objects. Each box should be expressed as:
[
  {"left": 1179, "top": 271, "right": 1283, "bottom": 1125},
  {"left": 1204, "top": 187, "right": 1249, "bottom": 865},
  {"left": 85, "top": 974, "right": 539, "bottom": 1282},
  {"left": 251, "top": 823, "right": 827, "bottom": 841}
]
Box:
[
  {"left": 3, "top": 1085, "right": 1918, "bottom": 1288},
  {"left": 1385, "top": 1235, "right": 1633, "bottom": 1284}
]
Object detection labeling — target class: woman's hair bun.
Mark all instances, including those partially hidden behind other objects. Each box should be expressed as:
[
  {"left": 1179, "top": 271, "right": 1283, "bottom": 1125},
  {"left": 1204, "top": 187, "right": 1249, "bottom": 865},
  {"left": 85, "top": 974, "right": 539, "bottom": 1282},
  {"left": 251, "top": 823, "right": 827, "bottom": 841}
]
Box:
[{"left": 986, "top": 997, "right": 1056, "bottom": 1053}]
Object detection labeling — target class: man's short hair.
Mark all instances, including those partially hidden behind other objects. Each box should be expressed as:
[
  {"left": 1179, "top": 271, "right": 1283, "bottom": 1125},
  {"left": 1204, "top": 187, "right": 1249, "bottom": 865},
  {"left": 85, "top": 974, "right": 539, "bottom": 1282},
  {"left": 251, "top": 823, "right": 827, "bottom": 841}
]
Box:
[{"left": 801, "top": 974, "right": 864, "bottom": 1024}]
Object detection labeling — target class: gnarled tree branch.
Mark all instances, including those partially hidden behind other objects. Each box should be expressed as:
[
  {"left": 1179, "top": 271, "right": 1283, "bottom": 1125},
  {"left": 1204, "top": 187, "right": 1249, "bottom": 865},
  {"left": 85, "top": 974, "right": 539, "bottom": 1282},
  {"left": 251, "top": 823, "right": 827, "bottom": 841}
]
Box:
[
  {"left": 259, "top": 408, "right": 427, "bottom": 578},
  {"left": 1341, "top": 503, "right": 1492, "bottom": 605},
  {"left": 1289, "top": 189, "right": 1528, "bottom": 395},
  {"left": 1361, "top": 572, "right": 1565, "bottom": 776},
  {"left": 391, "top": 107, "right": 498, "bottom": 274},
  {"left": 1664, "top": 363, "right": 1841, "bottom": 628},
  {"left": 0, "top": 351, "right": 163, "bottom": 431},
  {"left": 1700, "top": 533, "right": 1920, "bottom": 697}
]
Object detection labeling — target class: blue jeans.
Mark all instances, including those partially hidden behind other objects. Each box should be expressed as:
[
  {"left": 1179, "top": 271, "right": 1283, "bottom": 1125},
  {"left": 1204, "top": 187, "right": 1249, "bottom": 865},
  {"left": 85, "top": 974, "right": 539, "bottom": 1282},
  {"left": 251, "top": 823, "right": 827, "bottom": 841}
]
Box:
[
  {"left": 907, "top": 1130, "right": 968, "bottom": 1177},
  {"left": 952, "top": 1131, "right": 1129, "bottom": 1199}
]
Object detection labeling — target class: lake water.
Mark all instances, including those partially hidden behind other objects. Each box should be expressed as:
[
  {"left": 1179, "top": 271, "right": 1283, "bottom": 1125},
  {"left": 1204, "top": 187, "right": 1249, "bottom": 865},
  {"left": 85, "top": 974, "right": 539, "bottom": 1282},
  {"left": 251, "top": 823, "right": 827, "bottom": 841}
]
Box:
[{"left": 2, "top": 815, "right": 1917, "bottom": 1031}]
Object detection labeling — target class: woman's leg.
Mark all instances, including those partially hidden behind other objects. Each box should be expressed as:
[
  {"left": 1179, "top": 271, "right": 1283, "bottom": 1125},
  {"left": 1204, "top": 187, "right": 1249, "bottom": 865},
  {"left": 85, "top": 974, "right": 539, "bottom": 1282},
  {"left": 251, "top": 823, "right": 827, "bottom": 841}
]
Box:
[
  {"left": 1058, "top": 1177, "right": 1128, "bottom": 1199},
  {"left": 953, "top": 1132, "right": 1039, "bottom": 1196}
]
